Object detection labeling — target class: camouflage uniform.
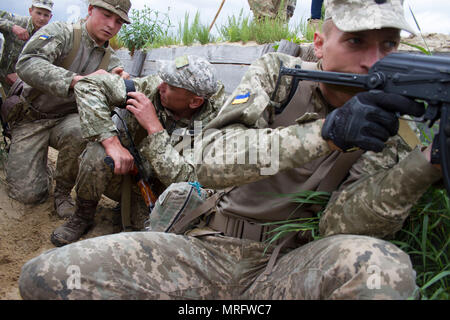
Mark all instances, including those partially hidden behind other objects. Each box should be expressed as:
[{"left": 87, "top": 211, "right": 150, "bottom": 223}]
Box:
[
  {"left": 248, "top": 0, "right": 296, "bottom": 21},
  {"left": 0, "top": 11, "right": 37, "bottom": 93},
  {"left": 72, "top": 58, "right": 226, "bottom": 219},
  {"left": 18, "top": 53, "right": 436, "bottom": 300},
  {"left": 7, "top": 21, "right": 122, "bottom": 204},
  {"left": 19, "top": 0, "right": 439, "bottom": 300}
]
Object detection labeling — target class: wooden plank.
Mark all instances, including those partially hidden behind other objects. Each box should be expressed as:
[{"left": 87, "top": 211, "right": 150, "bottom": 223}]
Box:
[
  {"left": 213, "top": 64, "right": 249, "bottom": 94},
  {"left": 130, "top": 50, "right": 147, "bottom": 77},
  {"left": 277, "top": 39, "right": 300, "bottom": 56},
  {"left": 143, "top": 43, "right": 275, "bottom": 65}
]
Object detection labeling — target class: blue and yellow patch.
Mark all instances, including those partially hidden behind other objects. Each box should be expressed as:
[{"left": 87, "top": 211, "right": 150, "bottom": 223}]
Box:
[
  {"left": 231, "top": 92, "right": 250, "bottom": 105},
  {"left": 38, "top": 35, "right": 50, "bottom": 40}
]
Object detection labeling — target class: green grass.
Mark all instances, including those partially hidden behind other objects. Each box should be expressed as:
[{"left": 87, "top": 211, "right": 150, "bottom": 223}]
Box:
[
  {"left": 263, "top": 185, "right": 449, "bottom": 299},
  {"left": 178, "top": 11, "right": 214, "bottom": 46},
  {"left": 117, "top": 7, "right": 313, "bottom": 51}
]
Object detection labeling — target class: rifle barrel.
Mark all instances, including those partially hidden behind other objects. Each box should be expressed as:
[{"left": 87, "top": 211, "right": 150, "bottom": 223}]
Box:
[{"left": 280, "top": 66, "right": 371, "bottom": 88}]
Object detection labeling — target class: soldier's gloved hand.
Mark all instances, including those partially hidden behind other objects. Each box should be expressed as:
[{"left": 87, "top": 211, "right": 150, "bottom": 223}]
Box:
[{"left": 322, "top": 91, "right": 425, "bottom": 152}]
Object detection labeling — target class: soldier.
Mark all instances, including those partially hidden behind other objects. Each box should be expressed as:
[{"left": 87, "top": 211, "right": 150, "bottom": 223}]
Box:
[
  {"left": 18, "top": 0, "right": 441, "bottom": 300},
  {"left": 49, "top": 55, "right": 226, "bottom": 247},
  {"left": 8, "top": 0, "right": 131, "bottom": 219},
  {"left": 248, "top": 0, "right": 296, "bottom": 22},
  {"left": 0, "top": 0, "right": 53, "bottom": 93}
]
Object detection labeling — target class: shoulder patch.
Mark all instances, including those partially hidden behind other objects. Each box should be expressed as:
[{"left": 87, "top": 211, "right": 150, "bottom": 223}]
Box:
[
  {"left": 38, "top": 35, "right": 50, "bottom": 40},
  {"left": 231, "top": 92, "right": 250, "bottom": 105}
]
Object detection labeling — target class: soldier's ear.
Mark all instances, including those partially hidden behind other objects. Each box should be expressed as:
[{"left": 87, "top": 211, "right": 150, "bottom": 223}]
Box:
[
  {"left": 87, "top": 5, "right": 94, "bottom": 17},
  {"left": 189, "top": 96, "right": 204, "bottom": 110},
  {"left": 314, "top": 32, "right": 324, "bottom": 59}
]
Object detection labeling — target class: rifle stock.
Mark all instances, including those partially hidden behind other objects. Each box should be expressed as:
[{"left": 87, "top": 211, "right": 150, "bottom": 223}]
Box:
[{"left": 276, "top": 52, "right": 450, "bottom": 196}]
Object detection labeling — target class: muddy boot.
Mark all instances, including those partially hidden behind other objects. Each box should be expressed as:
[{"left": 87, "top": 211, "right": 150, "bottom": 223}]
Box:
[
  {"left": 50, "top": 198, "right": 97, "bottom": 247},
  {"left": 54, "top": 185, "right": 75, "bottom": 218}
]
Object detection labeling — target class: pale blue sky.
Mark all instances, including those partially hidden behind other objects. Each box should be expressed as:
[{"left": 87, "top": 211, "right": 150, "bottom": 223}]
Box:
[{"left": 1, "top": 0, "right": 449, "bottom": 35}]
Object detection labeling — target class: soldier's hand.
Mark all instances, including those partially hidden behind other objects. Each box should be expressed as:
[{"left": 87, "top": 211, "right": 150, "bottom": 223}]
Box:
[
  {"left": 126, "top": 92, "right": 164, "bottom": 135},
  {"left": 70, "top": 69, "right": 109, "bottom": 88},
  {"left": 12, "top": 25, "right": 29, "bottom": 41},
  {"left": 111, "top": 67, "right": 130, "bottom": 80},
  {"left": 101, "top": 136, "right": 134, "bottom": 175},
  {"left": 356, "top": 90, "right": 425, "bottom": 117},
  {"left": 6, "top": 73, "right": 18, "bottom": 86},
  {"left": 322, "top": 92, "right": 403, "bottom": 152}
]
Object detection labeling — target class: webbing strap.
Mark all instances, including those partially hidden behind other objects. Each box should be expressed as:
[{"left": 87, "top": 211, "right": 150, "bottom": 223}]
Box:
[
  {"left": 169, "top": 187, "right": 234, "bottom": 234},
  {"left": 61, "top": 22, "right": 82, "bottom": 70},
  {"left": 121, "top": 174, "right": 133, "bottom": 231}
]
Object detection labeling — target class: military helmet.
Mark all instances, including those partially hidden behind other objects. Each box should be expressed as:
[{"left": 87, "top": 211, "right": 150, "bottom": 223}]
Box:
[{"left": 89, "top": 0, "right": 131, "bottom": 24}]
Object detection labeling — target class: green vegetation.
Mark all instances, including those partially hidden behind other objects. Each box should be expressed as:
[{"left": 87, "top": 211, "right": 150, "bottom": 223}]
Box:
[
  {"left": 179, "top": 11, "right": 214, "bottom": 46},
  {"left": 263, "top": 184, "right": 449, "bottom": 300},
  {"left": 217, "top": 9, "right": 300, "bottom": 44},
  {"left": 117, "top": 5, "right": 174, "bottom": 54},
  {"left": 116, "top": 7, "right": 312, "bottom": 52}
]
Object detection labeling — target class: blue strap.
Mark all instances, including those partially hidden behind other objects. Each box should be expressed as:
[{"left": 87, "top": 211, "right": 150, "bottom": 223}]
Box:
[{"left": 188, "top": 181, "right": 203, "bottom": 197}]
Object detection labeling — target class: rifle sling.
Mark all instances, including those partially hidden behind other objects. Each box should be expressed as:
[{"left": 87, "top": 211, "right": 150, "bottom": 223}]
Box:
[{"left": 121, "top": 174, "right": 133, "bottom": 231}]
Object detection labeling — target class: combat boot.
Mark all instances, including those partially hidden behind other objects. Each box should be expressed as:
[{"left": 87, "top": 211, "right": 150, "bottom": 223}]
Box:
[
  {"left": 50, "top": 198, "right": 97, "bottom": 247},
  {"left": 54, "top": 184, "right": 75, "bottom": 218}
]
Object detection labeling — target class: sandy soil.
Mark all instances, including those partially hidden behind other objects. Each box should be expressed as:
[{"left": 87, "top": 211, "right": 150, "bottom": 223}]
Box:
[
  {"left": 399, "top": 33, "right": 450, "bottom": 52},
  {"left": 0, "top": 147, "right": 121, "bottom": 300}
]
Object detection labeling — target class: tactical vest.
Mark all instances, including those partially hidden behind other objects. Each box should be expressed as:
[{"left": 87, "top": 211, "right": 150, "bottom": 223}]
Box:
[
  {"left": 170, "top": 61, "right": 363, "bottom": 245},
  {"left": 21, "top": 22, "right": 111, "bottom": 118}
]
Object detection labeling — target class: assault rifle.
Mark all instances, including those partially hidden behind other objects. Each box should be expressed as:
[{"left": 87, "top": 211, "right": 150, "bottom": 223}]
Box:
[
  {"left": 274, "top": 52, "right": 450, "bottom": 196},
  {"left": 104, "top": 110, "right": 158, "bottom": 215}
]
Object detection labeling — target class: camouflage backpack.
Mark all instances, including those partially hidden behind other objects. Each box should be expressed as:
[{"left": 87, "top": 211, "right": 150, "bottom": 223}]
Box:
[{"left": 145, "top": 182, "right": 213, "bottom": 234}]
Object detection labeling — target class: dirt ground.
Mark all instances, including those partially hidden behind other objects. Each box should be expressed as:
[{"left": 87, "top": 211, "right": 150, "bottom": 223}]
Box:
[
  {"left": 0, "top": 147, "right": 121, "bottom": 300},
  {"left": 399, "top": 32, "right": 450, "bottom": 52}
]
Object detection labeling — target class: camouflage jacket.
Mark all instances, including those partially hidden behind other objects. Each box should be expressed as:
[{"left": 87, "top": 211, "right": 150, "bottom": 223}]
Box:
[
  {"left": 195, "top": 52, "right": 442, "bottom": 239},
  {"left": 0, "top": 11, "right": 36, "bottom": 92},
  {"left": 16, "top": 21, "right": 122, "bottom": 117},
  {"left": 248, "top": 0, "right": 296, "bottom": 20},
  {"left": 74, "top": 73, "right": 227, "bottom": 187}
]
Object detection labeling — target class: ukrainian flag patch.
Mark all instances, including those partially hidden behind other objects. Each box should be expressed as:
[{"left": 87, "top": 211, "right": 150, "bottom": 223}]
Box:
[
  {"left": 38, "top": 35, "right": 50, "bottom": 40},
  {"left": 232, "top": 92, "right": 250, "bottom": 105}
]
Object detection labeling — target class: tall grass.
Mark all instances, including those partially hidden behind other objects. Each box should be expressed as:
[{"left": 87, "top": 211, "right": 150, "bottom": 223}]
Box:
[
  {"left": 217, "top": 9, "right": 252, "bottom": 43},
  {"left": 217, "top": 9, "right": 301, "bottom": 44},
  {"left": 179, "top": 11, "right": 214, "bottom": 46},
  {"left": 116, "top": 7, "right": 313, "bottom": 51},
  {"left": 117, "top": 5, "right": 174, "bottom": 54},
  {"left": 263, "top": 185, "right": 449, "bottom": 299}
]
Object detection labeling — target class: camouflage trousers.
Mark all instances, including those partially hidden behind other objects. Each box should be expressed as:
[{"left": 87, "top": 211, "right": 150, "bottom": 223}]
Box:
[
  {"left": 76, "top": 141, "right": 149, "bottom": 229},
  {"left": 6, "top": 113, "right": 87, "bottom": 204},
  {"left": 19, "top": 232, "right": 417, "bottom": 299},
  {"left": 248, "top": 0, "right": 296, "bottom": 20}
]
